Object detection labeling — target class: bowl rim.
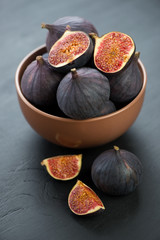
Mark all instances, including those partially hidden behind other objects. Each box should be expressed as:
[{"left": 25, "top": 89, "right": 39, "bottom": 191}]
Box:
[{"left": 15, "top": 44, "right": 147, "bottom": 123}]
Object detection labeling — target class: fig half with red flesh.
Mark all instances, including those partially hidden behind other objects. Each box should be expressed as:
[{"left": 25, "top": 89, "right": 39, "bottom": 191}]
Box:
[
  {"left": 68, "top": 180, "right": 105, "bottom": 215},
  {"left": 48, "top": 26, "right": 93, "bottom": 73},
  {"left": 41, "top": 154, "right": 82, "bottom": 180},
  {"left": 90, "top": 32, "right": 135, "bottom": 74}
]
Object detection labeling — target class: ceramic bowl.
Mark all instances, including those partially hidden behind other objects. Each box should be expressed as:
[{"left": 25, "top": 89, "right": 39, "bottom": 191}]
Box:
[{"left": 15, "top": 45, "right": 147, "bottom": 148}]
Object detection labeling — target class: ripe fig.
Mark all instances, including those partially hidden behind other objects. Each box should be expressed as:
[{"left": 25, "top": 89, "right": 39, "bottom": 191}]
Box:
[
  {"left": 90, "top": 31, "right": 135, "bottom": 74},
  {"left": 99, "top": 100, "right": 116, "bottom": 115},
  {"left": 91, "top": 146, "right": 143, "bottom": 196},
  {"left": 41, "top": 16, "right": 98, "bottom": 52},
  {"left": 56, "top": 67, "right": 112, "bottom": 120},
  {"left": 68, "top": 180, "right": 105, "bottom": 215},
  {"left": 21, "top": 56, "right": 63, "bottom": 109},
  {"left": 108, "top": 52, "right": 143, "bottom": 103},
  {"left": 48, "top": 26, "right": 93, "bottom": 73},
  {"left": 41, "top": 154, "right": 82, "bottom": 180}
]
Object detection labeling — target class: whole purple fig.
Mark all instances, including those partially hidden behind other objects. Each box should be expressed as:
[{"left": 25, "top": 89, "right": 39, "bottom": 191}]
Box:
[
  {"left": 91, "top": 146, "right": 143, "bottom": 196},
  {"left": 56, "top": 67, "right": 115, "bottom": 120},
  {"left": 21, "top": 56, "right": 63, "bottom": 110}
]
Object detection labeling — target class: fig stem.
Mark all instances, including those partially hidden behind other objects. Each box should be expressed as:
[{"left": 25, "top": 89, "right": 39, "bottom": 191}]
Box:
[
  {"left": 114, "top": 146, "right": 129, "bottom": 169},
  {"left": 114, "top": 146, "right": 122, "bottom": 162},
  {"left": 114, "top": 146, "right": 120, "bottom": 151},
  {"left": 71, "top": 68, "right": 78, "bottom": 79},
  {"left": 41, "top": 23, "right": 54, "bottom": 30},
  {"left": 135, "top": 51, "right": 140, "bottom": 60},
  {"left": 66, "top": 25, "right": 71, "bottom": 31},
  {"left": 89, "top": 32, "right": 98, "bottom": 39},
  {"left": 41, "top": 23, "right": 46, "bottom": 29},
  {"left": 36, "top": 56, "right": 44, "bottom": 64}
]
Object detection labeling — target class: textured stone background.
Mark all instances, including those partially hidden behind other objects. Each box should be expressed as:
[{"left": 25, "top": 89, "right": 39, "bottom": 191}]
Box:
[{"left": 0, "top": 0, "right": 160, "bottom": 239}]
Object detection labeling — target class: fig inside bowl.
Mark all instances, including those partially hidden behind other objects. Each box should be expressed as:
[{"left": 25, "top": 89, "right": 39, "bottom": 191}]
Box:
[{"left": 15, "top": 45, "right": 147, "bottom": 149}]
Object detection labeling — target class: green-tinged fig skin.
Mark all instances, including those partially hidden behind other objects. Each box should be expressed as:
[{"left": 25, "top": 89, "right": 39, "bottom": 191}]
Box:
[
  {"left": 21, "top": 56, "right": 63, "bottom": 109},
  {"left": 91, "top": 147, "right": 143, "bottom": 196},
  {"left": 108, "top": 53, "right": 142, "bottom": 103},
  {"left": 49, "top": 35, "right": 94, "bottom": 73},
  {"left": 42, "top": 16, "right": 98, "bottom": 52},
  {"left": 56, "top": 67, "right": 111, "bottom": 120}
]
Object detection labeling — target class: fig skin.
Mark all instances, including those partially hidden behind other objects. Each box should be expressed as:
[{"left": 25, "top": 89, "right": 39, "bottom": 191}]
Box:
[
  {"left": 99, "top": 100, "right": 116, "bottom": 115},
  {"left": 48, "top": 27, "right": 94, "bottom": 73},
  {"left": 41, "top": 16, "right": 98, "bottom": 52},
  {"left": 108, "top": 52, "right": 142, "bottom": 103},
  {"left": 68, "top": 180, "right": 105, "bottom": 215},
  {"left": 91, "top": 146, "right": 143, "bottom": 196},
  {"left": 21, "top": 56, "right": 63, "bottom": 110},
  {"left": 56, "top": 67, "right": 111, "bottom": 120},
  {"left": 41, "top": 154, "right": 82, "bottom": 181}
]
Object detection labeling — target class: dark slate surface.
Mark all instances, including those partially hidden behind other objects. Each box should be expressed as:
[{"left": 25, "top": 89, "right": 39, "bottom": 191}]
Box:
[{"left": 0, "top": 0, "right": 160, "bottom": 239}]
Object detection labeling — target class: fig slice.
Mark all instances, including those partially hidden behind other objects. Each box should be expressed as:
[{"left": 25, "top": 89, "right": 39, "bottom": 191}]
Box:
[
  {"left": 90, "top": 31, "right": 135, "bottom": 74},
  {"left": 41, "top": 154, "right": 82, "bottom": 180},
  {"left": 48, "top": 26, "right": 93, "bottom": 72},
  {"left": 68, "top": 180, "right": 105, "bottom": 215}
]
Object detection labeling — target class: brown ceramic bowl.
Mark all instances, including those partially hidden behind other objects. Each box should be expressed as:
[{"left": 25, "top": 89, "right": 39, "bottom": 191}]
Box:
[{"left": 15, "top": 45, "right": 147, "bottom": 149}]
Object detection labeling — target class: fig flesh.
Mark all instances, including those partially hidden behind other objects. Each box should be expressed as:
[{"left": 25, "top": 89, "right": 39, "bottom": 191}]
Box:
[
  {"left": 68, "top": 180, "right": 105, "bottom": 215},
  {"left": 56, "top": 67, "right": 112, "bottom": 120},
  {"left": 48, "top": 26, "right": 93, "bottom": 73},
  {"left": 108, "top": 52, "right": 142, "bottom": 103},
  {"left": 21, "top": 56, "right": 63, "bottom": 109},
  {"left": 90, "top": 31, "right": 135, "bottom": 74},
  {"left": 41, "top": 154, "right": 82, "bottom": 180},
  {"left": 41, "top": 16, "right": 98, "bottom": 52},
  {"left": 91, "top": 146, "right": 143, "bottom": 196}
]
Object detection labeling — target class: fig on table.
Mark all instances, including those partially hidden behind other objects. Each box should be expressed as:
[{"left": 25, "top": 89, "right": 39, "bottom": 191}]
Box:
[{"left": 41, "top": 154, "right": 82, "bottom": 180}]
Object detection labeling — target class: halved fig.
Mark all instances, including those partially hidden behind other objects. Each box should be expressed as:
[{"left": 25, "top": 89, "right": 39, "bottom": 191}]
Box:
[
  {"left": 48, "top": 26, "right": 93, "bottom": 73},
  {"left": 41, "top": 154, "right": 82, "bottom": 180},
  {"left": 90, "top": 31, "right": 135, "bottom": 74},
  {"left": 68, "top": 180, "right": 105, "bottom": 215}
]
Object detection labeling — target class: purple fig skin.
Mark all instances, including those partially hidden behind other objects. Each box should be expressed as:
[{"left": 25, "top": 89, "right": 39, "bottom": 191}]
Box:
[
  {"left": 99, "top": 100, "right": 116, "bottom": 115},
  {"left": 108, "top": 52, "right": 142, "bottom": 103},
  {"left": 41, "top": 16, "right": 98, "bottom": 52},
  {"left": 56, "top": 67, "right": 111, "bottom": 120},
  {"left": 91, "top": 146, "right": 143, "bottom": 196},
  {"left": 21, "top": 56, "right": 63, "bottom": 109}
]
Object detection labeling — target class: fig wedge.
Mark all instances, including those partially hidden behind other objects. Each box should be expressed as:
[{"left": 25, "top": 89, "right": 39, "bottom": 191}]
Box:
[
  {"left": 68, "top": 180, "right": 105, "bottom": 215},
  {"left": 41, "top": 154, "right": 82, "bottom": 180}
]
